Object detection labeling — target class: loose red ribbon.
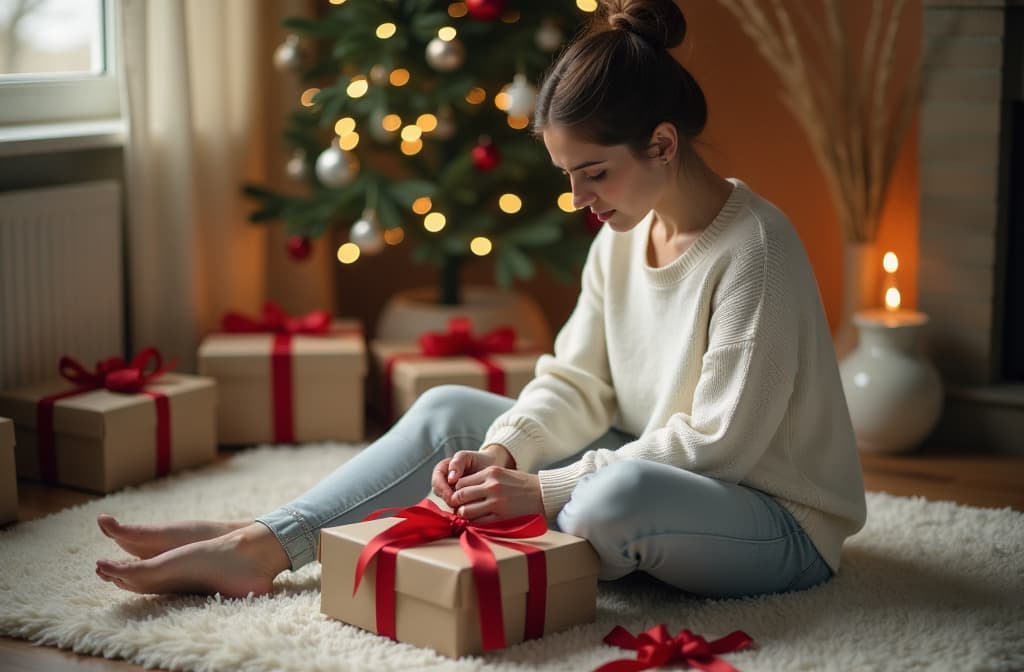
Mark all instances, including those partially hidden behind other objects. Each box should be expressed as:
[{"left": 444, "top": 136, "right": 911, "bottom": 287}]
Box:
[
  {"left": 37, "top": 348, "right": 176, "bottom": 483},
  {"left": 382, "top": 318, "right": 520, "bottom": 425},
  {"left": 354, "top": 498, "right": 549, "bottom": 651},
  {"left": 594, "top": 624, "right": 754, "bottom": 672},
  {"left": 220, "top": 302, "right": 355, "bottom": 443}
]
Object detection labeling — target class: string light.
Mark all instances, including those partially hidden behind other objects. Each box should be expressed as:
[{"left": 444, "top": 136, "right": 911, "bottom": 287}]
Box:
[
  {"left": 494, "top": 90, "right": 511, "bottom": 111},
  {"left": 381, "top": 114, "right": 402, "bottom": 132},
  {"left": 337, "top": 242, "right": 360, "bottom": 264},
  {"left": 424, "top": 212, "right": 446, "bottom": 232},
  {"left": 499, "top": 194, "right": 522, "bottom": 214},
  {"left": 334, "top": 117, "right": 357, "bottom": 136},
  {"left": 300, "top": 87, "right": 320, "bottom": 107},
  {"left": 376, "top": 23, "right": 397, "bottom": 39},
  {"left": 470, "top": 236, "right": 493, "bottom": 256},
  {"left": 448, "top": 2, "right": 467, "bottom": 18},
  {"left": 339, "top": 132, "right": 360, "bottom": 150},
  {"left": 400, "top": 125, "right": 422, "bottom": 142},
  {"left": 412, "top": 197, "right": 433, "bottom": 214},
  {"left": 465, "top": 87, "right": 486, "bottom": 104},
  {"left": 400, "top": 139, "right": 423, "bottom": 155},
  {"left": 883, "top": 252, "right": 899, "bottom": 273},
  {"left": 576, "top": 0, "right": 598, "bottom": 11},
  {"left": 329, "top": 0, "right": 347, "bottom": 4},
  {"left": 384, "top": 228, "right": 405, "bottom": 245},
  {"left": 416, "top": 114, "right": 438, "bottom": 132},
  {"left": 438, "top": 26, "right": 458, "bottom": 42},
  {"left": 557, "top": 193, "right": 575, "bottom": 212},
  {"left": 507, "top": 115, "right": 529, "bottom": 130},
  {"left": 346, "top": 77, "right": 368, "bottom": 98},
  {"left": 501, "top": 10, "right": 520, "bottom": 23},
  {"left": 389, "top": 69, "right": 410, "bottom": 86}
]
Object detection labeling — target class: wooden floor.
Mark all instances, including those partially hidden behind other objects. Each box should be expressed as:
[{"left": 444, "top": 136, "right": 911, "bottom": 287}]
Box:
[{"left": 2, "top": 448, "right": 1022, "bottom": 672}]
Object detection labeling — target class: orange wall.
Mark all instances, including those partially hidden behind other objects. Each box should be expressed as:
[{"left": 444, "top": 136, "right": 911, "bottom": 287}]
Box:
[
  {"left": 681, "top": 1, "right": 921, "bottom": 327},
  {"left": 327, "top": 2, "right": 922, "bottom": 336}
]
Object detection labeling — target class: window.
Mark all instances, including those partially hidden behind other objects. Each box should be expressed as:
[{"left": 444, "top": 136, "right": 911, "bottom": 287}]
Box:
[{"left": 0, "top": 0, "right": 119, "bottom": 126}]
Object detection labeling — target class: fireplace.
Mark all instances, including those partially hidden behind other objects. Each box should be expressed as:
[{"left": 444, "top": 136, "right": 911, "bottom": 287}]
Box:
[{"left": 919, "top": 0, "right": 1024, "bottom": 453}]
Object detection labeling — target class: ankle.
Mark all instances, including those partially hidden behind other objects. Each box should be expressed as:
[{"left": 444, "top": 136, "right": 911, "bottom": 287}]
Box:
[{"left": 235, "top": 523, "right": 291, "bottom": 574}]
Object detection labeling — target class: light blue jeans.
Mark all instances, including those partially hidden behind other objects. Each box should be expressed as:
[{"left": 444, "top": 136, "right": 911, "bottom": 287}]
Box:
[{"left": 255, "top": 385, "right": 832, "bottom": 598}]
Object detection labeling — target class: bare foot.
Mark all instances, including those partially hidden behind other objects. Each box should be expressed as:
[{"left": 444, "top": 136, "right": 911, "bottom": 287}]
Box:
[
  {"left": 97, "top": 514, "right": 248, "bottom": 559},
  {"left": 95, "top": 523, "right": 290, "bottom": 597}
]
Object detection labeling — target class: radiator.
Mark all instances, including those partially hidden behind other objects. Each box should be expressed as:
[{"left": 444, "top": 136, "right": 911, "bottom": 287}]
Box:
[{"left": 0, "top": 180, "right": 124, "bottom": 389}]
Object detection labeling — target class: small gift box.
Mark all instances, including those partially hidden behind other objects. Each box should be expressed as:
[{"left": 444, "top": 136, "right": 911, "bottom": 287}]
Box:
[
  {"left": 0, "top": 349, "right": 216, "bottom": 493},
  {"left": 370, "top": 318, "right": 541, "bottom": 424},
  {"left": 197, "top": 303, "right": 367, "bottom": 445},
  {"left": 0, "top": 417, "right": 17, "bottom": 524},
  {"left": 319, "top": 499, "right": 601, "bottom": 658}
]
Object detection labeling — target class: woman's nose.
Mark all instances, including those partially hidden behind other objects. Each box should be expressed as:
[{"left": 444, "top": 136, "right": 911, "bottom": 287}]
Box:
[{"left": 571, "top": 181, "right": 595, "bottom": 211}]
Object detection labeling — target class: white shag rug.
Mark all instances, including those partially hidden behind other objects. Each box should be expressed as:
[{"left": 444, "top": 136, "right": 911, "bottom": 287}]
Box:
[{"left": 1, "top": 444, "right": 1022, "bottom": 672}]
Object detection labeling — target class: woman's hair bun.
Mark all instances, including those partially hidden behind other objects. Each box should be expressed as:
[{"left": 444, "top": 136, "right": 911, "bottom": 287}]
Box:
[{"left": 603, "top": 0, "right": 687, "bottom": 51}]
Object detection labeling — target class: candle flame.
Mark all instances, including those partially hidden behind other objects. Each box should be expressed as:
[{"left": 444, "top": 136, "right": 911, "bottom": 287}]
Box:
[
  {"left": 885, "top": 287, "right": 902, "bottom": 311},
  {"left": 883, "top": 252, "right": 899, "bottom": 274}
]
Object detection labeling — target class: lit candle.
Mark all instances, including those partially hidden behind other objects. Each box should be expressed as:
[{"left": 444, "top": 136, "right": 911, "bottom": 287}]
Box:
[{"left": 882, "top": 251, "right": 901, "bottom": 312}]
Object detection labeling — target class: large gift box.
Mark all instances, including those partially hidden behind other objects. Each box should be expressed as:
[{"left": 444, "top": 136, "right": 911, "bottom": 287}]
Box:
[
  {"left": 0, "top": 351, "right": 216, "bottom": 493},
  {"left": 320, "top": 500, "right": 601, "bottom": 658},
  {"left": 371, "top": 318, "right": 541, "bottom": 424},
  {"left": 1, "top": 418, "right": 17, "bottom": 524},
  {"left": 197, "top": 305, "right": 366, "bottom": 444}
]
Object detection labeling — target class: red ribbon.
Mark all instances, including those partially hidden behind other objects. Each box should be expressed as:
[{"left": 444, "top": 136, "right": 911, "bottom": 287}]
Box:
[
  {"left": 594, "top": 625, "right": 754, "bottom": 672},
  {"left": 354, "top": 498, "right": 549, "bottom": 651},
  {"left": 37, "top": 348, "right": 176, "bottom": 483},
  {"left": 220, "top": 302, "right": 356, "bottom": 443},
  {"left": 382, "top": 318, "right": 520, "bottom": 425}
]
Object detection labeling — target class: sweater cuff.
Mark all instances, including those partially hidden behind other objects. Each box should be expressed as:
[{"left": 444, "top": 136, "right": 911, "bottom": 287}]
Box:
[
  {"left": 482, "top": 424, "right": 543, "bottom": 473},
  {"left": 538, "top": 462, "right": 589, "bottom": 520}
]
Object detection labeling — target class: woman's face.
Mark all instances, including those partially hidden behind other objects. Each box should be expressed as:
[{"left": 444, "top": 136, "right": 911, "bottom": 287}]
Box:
[{"left": 542, "top": 125, "right": 665, "bottom": 233}]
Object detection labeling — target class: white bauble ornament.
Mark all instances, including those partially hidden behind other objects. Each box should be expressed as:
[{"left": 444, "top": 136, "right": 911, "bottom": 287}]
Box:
[
  {"left": 505, "top": 73, "right": 537, "bottom": 118},
  {"left": 285, "top": 148, "right": 307, "bottom": 181},
  {"left": 425, "top": 37, "right": 465, "bottom": 72},
  {"left": 273, "top": 34, "right": 306, "bottom": 73},
  {"left": 315, "top": 141, "right": 357, "bottom": 188},
  {"left": 350, "top": 209, "right": 385, "bottom": 255},
  {"left": 534, "top": 19, "right": 563, "bottom": 52}
]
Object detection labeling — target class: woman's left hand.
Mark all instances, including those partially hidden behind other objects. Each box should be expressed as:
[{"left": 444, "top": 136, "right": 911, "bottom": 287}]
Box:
[{"left": 450, "top": 467, "right": 544, "bottom": 522}]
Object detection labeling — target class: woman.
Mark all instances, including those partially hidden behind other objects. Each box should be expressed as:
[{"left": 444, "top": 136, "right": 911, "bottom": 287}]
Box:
[{"left": 96, "top": 0, "right": 866, "bottom": 599}]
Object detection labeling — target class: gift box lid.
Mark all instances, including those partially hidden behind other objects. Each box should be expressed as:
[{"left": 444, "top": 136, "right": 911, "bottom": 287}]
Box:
[
  {"left": 321, "top": 516, "right": 600, "bottom": 610},
  {"left": 0, "top": 374, "right": 214, "bottom": 440},
  {"left": 199, "top": 319, "right": 367, "bottom": 380}
]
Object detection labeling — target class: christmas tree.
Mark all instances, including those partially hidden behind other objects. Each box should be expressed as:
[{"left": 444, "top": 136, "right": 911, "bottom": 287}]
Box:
[{"left": 245, "top": 0, "right": 600, "bottom": 306}]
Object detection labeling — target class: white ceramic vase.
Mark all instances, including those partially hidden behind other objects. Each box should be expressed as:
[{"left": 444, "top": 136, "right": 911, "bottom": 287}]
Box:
[
  {"left": 375, "top": 285, "right": 552, "bottom": 349},
  {"left": 839, "top": 310, "right": 943, "bottom": 453}
]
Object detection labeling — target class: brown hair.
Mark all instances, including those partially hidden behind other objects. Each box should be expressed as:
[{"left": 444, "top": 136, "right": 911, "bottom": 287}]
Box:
[{"left": 533, "top": 0, "right": 707, "bottom": 157}]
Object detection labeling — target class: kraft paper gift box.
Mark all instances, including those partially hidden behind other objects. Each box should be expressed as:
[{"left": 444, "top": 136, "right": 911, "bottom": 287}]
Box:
[
  {"left": 0, "top": 374, "right": 216, "bottom": 494},
  {"left": 1, "top": 418, "right": 17, "bottom": 524},
  {"left": 370, "top": 340, "right": 540, "bottom": 424},
  {"left": 198, "top": 318, "right": 367, "bottom": 444},
  {"left": 319, "top": 509, "right": 601, "bottom": 658}
]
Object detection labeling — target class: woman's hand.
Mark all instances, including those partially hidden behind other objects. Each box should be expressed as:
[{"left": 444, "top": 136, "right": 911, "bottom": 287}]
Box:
[
  {"left": 431, "top": 446, "right": 504, "bottom": 508},
  {"left": 450, "top": 467, "right": 544, "bottom": 522}
]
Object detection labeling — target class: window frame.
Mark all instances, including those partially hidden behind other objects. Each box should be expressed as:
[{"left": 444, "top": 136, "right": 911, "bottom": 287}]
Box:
[{"left": 0, "top": 0, "right": 120, "bottom": 127}]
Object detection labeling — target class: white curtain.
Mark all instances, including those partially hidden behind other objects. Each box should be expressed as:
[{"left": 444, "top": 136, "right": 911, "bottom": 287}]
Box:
[{"left": 118, "top": 0, "right": 329, "bottom": 371}]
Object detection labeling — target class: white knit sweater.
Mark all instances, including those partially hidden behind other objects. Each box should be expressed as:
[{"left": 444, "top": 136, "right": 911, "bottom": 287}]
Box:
[{"left": 483, "top": 179, "right": 867, "bottom": 571}]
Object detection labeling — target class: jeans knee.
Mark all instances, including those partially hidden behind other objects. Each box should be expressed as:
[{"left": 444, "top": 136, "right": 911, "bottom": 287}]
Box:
[
  {"left": 398, "top": 385, "right": 502, "bottom": 437},
  {"left": 557, "top": 459, "right": 651, "bottom": 539}
]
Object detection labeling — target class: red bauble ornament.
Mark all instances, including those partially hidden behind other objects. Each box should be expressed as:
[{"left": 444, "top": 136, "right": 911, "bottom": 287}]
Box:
[
  {"left": 584, "top": 210, "right": 603, "bottom": 235},
  {"left": 466, "top": 0, "right": 506, "bottom": 21},
  {"left": 471, "top": 138, "right": 502, "bottom": 172},
  {"left": 286, "top": 235, "right": 312, "bottom": 260}
]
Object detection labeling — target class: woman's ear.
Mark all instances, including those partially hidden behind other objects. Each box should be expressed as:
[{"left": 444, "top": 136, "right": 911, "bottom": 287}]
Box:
[{"left": 647, "top": 122, "right": 679, "bottom": 164}]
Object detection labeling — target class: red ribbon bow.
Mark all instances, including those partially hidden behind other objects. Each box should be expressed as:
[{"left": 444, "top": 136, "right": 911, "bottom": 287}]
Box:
[
  {"left": 38, "top": 348, "right": 176, "bottom": 483},
  {"left": 595, "top": 625, "right": 754, "bottom": 672},
  {"left": 418, "top": 317, "right": 518, "bottom": 357},
  {"left": 355, "top": 498, "right": 549, "bottom": 651},
  {"left": 220, "top": 301, "right": 332, "bottom": 335},
  {"left": 382, "top": 318, "right": 520, "bottom": 425}
]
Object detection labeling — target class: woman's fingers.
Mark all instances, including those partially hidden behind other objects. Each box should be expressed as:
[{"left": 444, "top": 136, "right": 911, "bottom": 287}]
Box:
[{"left": 431, "top": 457, "right": 455, "bottom": 502}]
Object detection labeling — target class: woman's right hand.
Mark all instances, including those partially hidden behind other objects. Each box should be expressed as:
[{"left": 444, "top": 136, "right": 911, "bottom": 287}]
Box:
[{"left": 431, "top": 445, "right": 514, "bottom": 509}]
